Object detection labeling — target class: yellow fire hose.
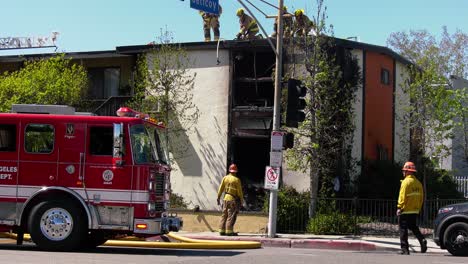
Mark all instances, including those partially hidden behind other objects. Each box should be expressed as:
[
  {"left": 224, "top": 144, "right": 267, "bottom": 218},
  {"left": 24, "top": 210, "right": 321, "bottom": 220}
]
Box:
[{"left": 0, "top": 232, "right": 261, "bottom": 249}]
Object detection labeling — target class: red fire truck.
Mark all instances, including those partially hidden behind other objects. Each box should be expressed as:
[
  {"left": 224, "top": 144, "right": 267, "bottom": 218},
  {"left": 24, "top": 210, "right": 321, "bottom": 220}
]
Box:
[{"left": 0, "top": 104, "right": 181, "bottom": 251}]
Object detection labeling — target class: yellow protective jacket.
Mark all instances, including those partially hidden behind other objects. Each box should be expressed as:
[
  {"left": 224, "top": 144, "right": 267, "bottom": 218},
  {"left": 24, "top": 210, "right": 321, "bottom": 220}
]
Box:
[
  {"left": 397, "top": 175, "right": 424, "bottom": 214},
  {"left": 217, "top": 173, "right": 244, "bottom": 203},
  {"left": 239, "top": 14, "right": 259, "bottom": 34}
]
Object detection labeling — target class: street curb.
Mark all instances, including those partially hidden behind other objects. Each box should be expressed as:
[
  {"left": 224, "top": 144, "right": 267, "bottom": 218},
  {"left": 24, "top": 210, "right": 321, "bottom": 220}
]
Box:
[
  {"left": 290, "top": 239, "right": 377, "bottom": 251},
  {"left": 183, "top": 235, "right": 398, "bottom": 251}
]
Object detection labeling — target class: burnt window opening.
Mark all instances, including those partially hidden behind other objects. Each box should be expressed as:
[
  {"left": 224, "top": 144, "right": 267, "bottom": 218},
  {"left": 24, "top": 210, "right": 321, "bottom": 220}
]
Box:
[
  {"left": 0, "top": 124, "right": 16, "bottom": 152},
  {"left": 90, "top": 126, "right": 113, "bottom": 156},
  {"left": 233, "top": 81, "right": 274, "bottom": 108},
  {"left": 232, "top": 50, "right": 276, "bottom": 109},
  {"left": 230, "top": 137, "right": 269, "bottom": 211}
]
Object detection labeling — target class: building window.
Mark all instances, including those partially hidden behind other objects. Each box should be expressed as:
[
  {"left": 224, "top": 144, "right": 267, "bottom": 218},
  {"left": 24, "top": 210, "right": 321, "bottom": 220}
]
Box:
[
  {"left": 0, "top": 124, "right": 16, "bottom": 152},
  {"left": 381, "top": 68, "right": 390, "bottom": 85},
  {"left": 89, "top": 126, "right": 113, "bottom": 156},
  {"left": 88, "top": 68, "right": 120, "bottom": 99},
  {"left": 24, "top": 124, "right": 54, "bottom": 153}
]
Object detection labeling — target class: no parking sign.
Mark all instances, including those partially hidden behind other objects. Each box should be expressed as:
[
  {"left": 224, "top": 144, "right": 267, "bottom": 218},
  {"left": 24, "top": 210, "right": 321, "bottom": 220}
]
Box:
[{"left": 264, "top": 166, "right": 280, "bottom": 190}]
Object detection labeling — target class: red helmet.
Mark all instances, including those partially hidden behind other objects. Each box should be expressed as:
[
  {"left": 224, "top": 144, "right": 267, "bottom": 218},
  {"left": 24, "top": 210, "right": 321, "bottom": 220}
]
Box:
[
  {"left": 229, "top": 164, "right": 238, "bottom": 173},
  {"left": 402, "top": 161, "right": 417, "bottom": 172}
]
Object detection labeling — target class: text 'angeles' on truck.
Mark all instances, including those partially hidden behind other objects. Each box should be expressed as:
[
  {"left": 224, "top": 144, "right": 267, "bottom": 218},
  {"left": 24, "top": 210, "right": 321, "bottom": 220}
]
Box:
[{"left": 0, "top": 104, "right": 182, "bottom": 251}]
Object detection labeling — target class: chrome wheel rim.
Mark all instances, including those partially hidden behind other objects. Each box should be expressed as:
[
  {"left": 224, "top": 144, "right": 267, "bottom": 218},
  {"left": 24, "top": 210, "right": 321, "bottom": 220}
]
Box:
[{"left": 40, "top": 207, "right": 73, "bottom": 241}]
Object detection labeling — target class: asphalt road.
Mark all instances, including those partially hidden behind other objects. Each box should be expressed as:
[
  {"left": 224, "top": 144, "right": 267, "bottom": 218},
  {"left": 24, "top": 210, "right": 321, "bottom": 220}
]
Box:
[{"left": 0, "top": 239, "right": 464, "bottom": 264}]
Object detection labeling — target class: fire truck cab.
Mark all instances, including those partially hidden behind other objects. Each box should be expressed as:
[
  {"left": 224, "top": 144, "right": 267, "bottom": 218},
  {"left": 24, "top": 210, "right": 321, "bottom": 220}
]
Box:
[{"left": 0, "top": 104, "right": 181, "bottom": 251}]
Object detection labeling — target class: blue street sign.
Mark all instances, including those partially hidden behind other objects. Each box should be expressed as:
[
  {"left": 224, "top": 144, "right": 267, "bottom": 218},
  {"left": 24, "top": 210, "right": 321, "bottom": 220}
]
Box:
[{"left": 190, "top": 0, "right": 220, "bottom": 15}]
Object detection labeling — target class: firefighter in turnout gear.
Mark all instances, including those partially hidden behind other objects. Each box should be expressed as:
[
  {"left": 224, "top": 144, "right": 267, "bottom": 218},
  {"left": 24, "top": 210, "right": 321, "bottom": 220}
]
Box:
[
  {"left": 217, "top": 164, "right": 244, "bottom": 236},
  {"left": 236, "top": 8, "right": 259, "bottom": 40},
  {"left": 397, "top": 161, "right": 428, "bottom": 255},
  {"left": 292, "top": 9, "right": 315, "bottom": 37},
  {"left": 200, "top": 5, "right": 222, "bottom": 42},
  {"left": 271, "top": 6, "right": 292, "bottom": 38}
]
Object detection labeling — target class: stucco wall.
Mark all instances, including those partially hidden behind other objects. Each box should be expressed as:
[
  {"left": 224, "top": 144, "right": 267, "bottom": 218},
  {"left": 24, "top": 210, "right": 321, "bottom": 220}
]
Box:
[
  {"left": 168, "top": 49, "right": 230, "bottom": 210},
  {"left": 351, "top": 49, "right": 363, "bottom": 180},
  {"left": 394, "top": 62, "right": 410, "bottom": 165},
  {"left": 448, "top": 76, "right": 468, "bottom": 176}
]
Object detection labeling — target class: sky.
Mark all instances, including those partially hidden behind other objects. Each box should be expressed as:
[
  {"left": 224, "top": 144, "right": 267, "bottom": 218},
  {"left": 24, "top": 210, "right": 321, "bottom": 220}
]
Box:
[{"left": 1, "top": 0, "right": 467, "bottom": 56}]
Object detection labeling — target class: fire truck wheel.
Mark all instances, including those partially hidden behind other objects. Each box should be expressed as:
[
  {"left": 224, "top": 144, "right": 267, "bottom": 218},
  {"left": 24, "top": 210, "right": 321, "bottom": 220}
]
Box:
[
  {"left": 28, "top": 200, "right": 88, "bottom": 251},
  {"left": 85, "top": 231, "right": 108, "bottom": 249}
]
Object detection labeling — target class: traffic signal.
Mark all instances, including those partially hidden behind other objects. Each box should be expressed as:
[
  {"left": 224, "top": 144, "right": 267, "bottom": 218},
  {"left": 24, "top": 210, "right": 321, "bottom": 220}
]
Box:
[
  {"left": 284, "top": 132, "right": 294, "bottom": 149},
  {"left": 285, "top": 79, "right": 307, "bottom": 128}
]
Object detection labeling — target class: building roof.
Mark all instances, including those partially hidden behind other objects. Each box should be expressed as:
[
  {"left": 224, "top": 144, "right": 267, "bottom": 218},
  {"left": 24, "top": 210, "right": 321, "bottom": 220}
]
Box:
[
  {"left": 116, "top": 37, "right": 413, "bottom": 65},
  {"left": 0, "top": 37, "right": 413, "bottom": 66},
  {"left": 0, "top": 50, "right": 131, "bottom": 63}
]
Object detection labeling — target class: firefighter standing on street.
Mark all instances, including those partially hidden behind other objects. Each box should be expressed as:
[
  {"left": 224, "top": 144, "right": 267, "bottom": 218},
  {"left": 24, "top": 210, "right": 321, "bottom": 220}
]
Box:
[
  {"left": 397, "top": 161, "right": 428, "bottom": 255},
  {"left": 271, "top": 6, "right": 293, "bottom": 38},
  {"left": 236, "top": 8, "right": 259, "bottom": 40},
  {"left": 217, "top": 164, "right": 244, "bottom": 236},
  {"left": 292, "top": 9, "right": 315, "bottom": 37},
  {"left": 200, "top": 5, "right": 222, "bottom": 42}
]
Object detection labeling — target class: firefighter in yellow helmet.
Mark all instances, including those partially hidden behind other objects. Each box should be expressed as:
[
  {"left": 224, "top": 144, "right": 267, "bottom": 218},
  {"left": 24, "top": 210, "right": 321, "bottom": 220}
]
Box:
[
  {"left": 271, "top": 6, "right": 293, "bottom": 38},
  {"left": 199, "top": 5, "right": 222, "bottom": 42},
  {"left": 292, "top": 9, "right": 315, "bottom": 37},
  {"left": 236, "top": 8, "right": 259, "bottom": 40},
  {"left": 217, "top": 164, "right": 244, "bottom": 236},
  {"left": 396, "top": 161, "right": 427, "bottom": 255}
]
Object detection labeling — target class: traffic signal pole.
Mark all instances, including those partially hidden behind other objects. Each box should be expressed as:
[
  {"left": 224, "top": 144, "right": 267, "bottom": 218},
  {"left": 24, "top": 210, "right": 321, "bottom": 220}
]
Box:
[{"left": 268, "top": 0, "right": 284, "bottom": 238}]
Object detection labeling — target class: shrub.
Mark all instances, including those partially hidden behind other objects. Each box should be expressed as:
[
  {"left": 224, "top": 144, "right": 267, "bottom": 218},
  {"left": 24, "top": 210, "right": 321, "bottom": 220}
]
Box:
[
  {"left": 170, "top": 192, "right": 188, "bottom": 209},
  {"left": 264, "top": 185, "right": 310, "bottom": 233},
  {"left": 357, "top": 159, "right": 464, "bottom": 199},
  {"left": 307, "top": 212, "right": 356, "bottom": 235}
]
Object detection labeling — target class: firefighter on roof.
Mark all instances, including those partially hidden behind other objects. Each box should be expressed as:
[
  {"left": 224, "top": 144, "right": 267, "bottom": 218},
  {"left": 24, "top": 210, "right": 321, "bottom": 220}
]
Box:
[
  {"left": 200, "top": 5, "right": 222, "bottom": 42},
  {"left": 271, "top": 6, "right": 292, "bottom": 38},
  {"left": 217, "top": 164, "right": 244, "bottom": 236},
  {"left": 236, "top": 8, "right": 259, "bottom": 40},
  {"left": 293, "top": 9, "right": 315, "bottom": 37}
]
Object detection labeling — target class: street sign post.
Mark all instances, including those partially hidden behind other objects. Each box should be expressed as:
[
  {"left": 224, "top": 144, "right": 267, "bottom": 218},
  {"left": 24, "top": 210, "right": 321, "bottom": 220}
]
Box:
[
  {"left": 264, "top": 166, "right": 280, "bottom": 190},
  {"left": 190, "top": 0, "right": 220, "bottom": 15},
  {"left": 270, "top": 151, "right": 283, "bottom": 167},
  {"left": 271, "top": 131, "right": 284, "bottom": 151}
]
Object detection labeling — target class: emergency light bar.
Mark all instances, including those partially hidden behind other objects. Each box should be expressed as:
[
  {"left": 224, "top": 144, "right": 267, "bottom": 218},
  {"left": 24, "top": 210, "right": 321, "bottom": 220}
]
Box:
[{"left": 116, "top": 107, "right": 165, "bottom": 127}]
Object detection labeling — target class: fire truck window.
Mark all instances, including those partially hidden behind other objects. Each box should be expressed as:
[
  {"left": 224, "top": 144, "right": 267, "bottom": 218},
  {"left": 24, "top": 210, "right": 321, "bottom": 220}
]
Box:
[
  {"left": 24, "top": 124, "right": 54, "bottom": 154},
  {"left": 0, "top": 124, "right": 16, "bottom": 152},
  {"left": 90, "top": 127, "right": 113, "bottom": 156}
]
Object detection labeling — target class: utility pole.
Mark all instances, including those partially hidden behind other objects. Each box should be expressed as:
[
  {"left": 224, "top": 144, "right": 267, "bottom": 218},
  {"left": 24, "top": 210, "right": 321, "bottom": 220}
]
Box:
[{"left": 268, "top": 0, "right": 284, "bottom": 238}]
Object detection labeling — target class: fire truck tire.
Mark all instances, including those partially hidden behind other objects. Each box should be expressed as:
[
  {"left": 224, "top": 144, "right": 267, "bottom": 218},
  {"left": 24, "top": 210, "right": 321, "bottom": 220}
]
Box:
[
  {"left": 84, "top": 231, "right": 108, "bottom": 249},
  {"left": 28, "top": 200, "right": 88, "bottom": 251}
]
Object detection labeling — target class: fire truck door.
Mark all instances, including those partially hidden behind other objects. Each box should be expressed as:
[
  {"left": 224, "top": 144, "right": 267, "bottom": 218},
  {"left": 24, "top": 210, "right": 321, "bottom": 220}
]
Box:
[
  {"left": 84, "top": 124, "right": 132, "bottom": 204},
  {"left": 18, "top": 122, "right": 58, "bottom": 189},
  {"left": 57, "top": 123, "right": 87, "bottom": 189}
]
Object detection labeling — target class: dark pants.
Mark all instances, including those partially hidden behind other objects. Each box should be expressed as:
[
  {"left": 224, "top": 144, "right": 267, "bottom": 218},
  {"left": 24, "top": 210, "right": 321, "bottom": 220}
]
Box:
[
  {"left": 203, "top": 17, "right": 220, "bottom": 41},
  {"left": 399, "top": 214, "right": 425, "bottom": 250}
]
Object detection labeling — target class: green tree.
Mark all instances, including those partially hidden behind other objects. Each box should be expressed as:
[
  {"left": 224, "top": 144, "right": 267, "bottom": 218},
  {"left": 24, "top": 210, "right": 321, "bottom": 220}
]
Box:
[
  {"left": 285, "top": 0, "right": 361, "bottom": 217},
  {"left": 130, "top": 29, "right": 199, "bottom": 162},
  {"left": 388, "top": 28, "right": 468, "bottom": 199},
  {"left": 387, "top": 27, "right": 468, "bottom": 78},
  {"left": 0, "top": 54, "right": 88, "bottom": 112}
]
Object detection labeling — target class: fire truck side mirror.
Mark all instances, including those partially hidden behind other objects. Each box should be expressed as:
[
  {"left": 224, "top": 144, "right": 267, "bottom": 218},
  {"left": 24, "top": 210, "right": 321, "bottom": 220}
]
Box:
[{"left": 113, "top": 123, "right": 125, "bottom": 166}]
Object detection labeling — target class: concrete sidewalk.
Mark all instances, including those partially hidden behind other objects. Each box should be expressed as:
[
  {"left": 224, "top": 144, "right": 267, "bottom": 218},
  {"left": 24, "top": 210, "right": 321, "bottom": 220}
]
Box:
[{"left": 172, "top": 231, "right": 447, "bottom": 254}]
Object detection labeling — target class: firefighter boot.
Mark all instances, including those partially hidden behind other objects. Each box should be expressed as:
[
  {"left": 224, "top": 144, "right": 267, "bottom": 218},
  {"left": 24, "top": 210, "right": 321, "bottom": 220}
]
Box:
[
  {"left": 420, "top": 239, "right": 427, "bottom": 253},
  {"left": 398, "top": 248, "right": 410, "bottom": 255}
]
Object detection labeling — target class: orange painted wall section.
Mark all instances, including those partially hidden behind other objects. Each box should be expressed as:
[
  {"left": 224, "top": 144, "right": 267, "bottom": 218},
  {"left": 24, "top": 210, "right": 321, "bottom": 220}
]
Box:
[{"left": 364, "top": 52, "right": 394, "bottom": 160}]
